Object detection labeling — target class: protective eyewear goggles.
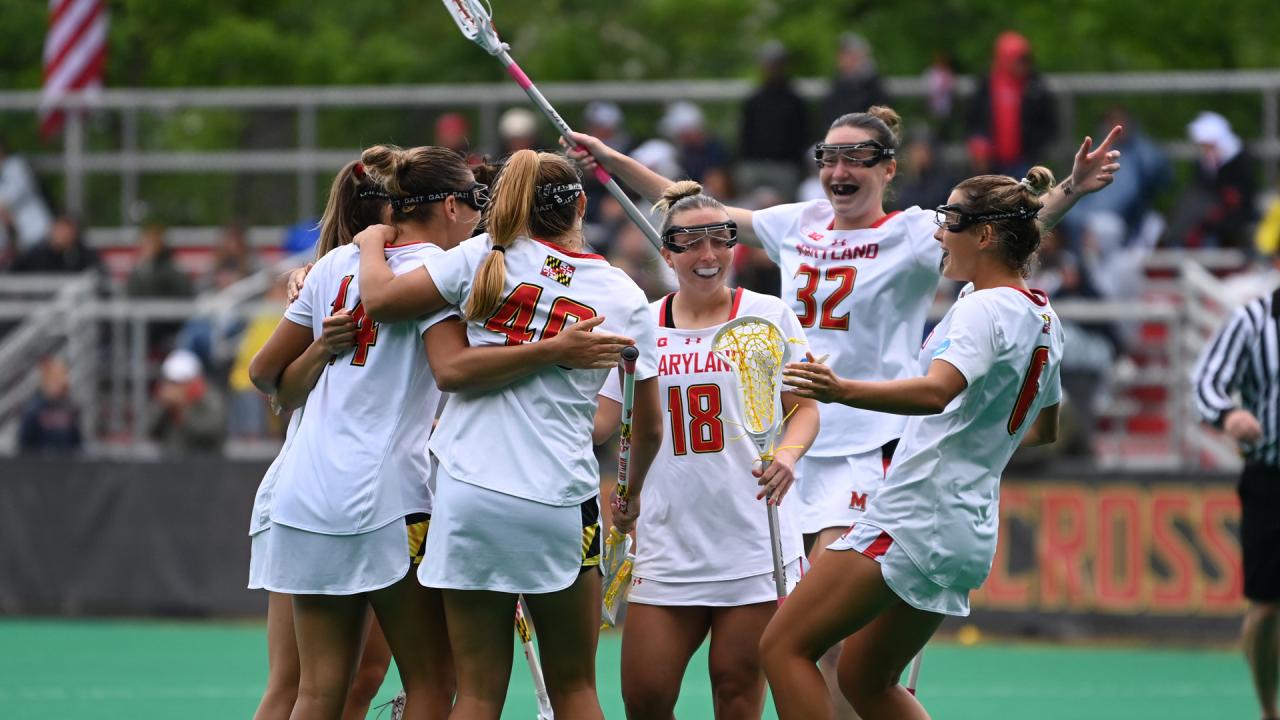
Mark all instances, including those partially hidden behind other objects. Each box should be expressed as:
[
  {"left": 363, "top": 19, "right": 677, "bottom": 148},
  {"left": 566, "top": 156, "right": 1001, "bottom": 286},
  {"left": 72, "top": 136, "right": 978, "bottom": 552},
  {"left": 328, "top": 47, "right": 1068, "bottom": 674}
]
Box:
[
  {"left": 933, "top": 204, "right": 1039, "bottom": 232},
  {"left": 661, "top": 221, "right": 739, "bottom": 253},
  {"left": 391, "top": 181, "right": 490, "bottom": 212},
  {"left": 814, "top": 142, "right": 895, "bottom": 168}
]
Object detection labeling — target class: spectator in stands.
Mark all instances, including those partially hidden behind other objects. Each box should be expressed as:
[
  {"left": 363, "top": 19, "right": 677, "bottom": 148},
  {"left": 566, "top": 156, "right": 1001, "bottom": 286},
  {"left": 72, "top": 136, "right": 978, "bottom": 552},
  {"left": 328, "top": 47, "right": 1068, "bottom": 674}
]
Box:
[
  {"left": 0, "top": 136, "right": 54, "bottom": 255},
  {"left": 893, "top": 125, "right": 959, "bottom": 212},
  {"left": 967, "top": 31, "right": 1059, "bottom": 176},
  {"left": 581, "top": 102, "right": 631, "bottom": 224},
  {"left": 226, "top": 279, "right": 286, "bottom": 439},
  {"left": 660, "top": 101, "right": 733, "bottom": 199},
  {"left": 820, "top": 32, "right": 890, "bottom": 127},
  {"left": 18, "top": 356, "right": 82, "bottom": 455},
  {"left": 498, "top": 107, "right": 542, "bottom": 154},
  {"left": 1065, "top": 108, "right": 1170, "bottom": 253},
  {"left": 149, "top": 348, "right": 226, "bottom": 454},
  {"left": 738, "top": 40, "right": 809, "bottom": 199},
  {"left": 1029, "top": 228, "right": 1119, "bottom": 456},
  {"left": 584, "top": 101, "right": 631, "bottom": 153},
  {"left": 204, "top": 223, "right": 258, "bottom": 292},
  {"left": 731, "top": 186, "right": 785, "bottom": 297},
  {"left": 1168, "top": 111, "right": 1259, "bottom": 251},
  {"left": 127, "top": 223, "right": 193, "bottom": 298},
  {"left": 924, "top": 50, "right": 959, "bottom": 138},
  {"left": 434, "top": 112, "right": 472, "bottom": 157},
  {"left": 10, "top": 215, "right": 99, "bottom": 274}
]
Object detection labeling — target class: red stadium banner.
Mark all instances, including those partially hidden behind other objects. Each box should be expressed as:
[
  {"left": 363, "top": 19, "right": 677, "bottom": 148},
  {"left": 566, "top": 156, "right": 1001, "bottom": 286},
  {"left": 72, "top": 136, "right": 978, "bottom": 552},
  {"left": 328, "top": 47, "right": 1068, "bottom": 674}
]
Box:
[
  {"left": 40, "top": 0, "right": 109, "bottom": 140},
  {"left": 965, "top": 474, "right": 1244, "bottom": 638}
]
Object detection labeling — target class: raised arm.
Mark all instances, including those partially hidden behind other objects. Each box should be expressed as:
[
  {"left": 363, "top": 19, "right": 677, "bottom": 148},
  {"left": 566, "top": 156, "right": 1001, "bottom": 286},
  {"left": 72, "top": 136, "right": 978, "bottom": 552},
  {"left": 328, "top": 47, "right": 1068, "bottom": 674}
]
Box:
[
  {"left": 424, "top": 316, "right": 636, "bottom": 393},
  {"left": 1039, "top": 125, "right": 1124, "bottom": 230},
  {"left": 565, "top": 131, "right": 762, "bottom": 248},
  {"left": 783, "top": 357, "right": 968, "bottom": 415},
  {"left": 356, "top": 226, "right": 449, "bottom": 322}
]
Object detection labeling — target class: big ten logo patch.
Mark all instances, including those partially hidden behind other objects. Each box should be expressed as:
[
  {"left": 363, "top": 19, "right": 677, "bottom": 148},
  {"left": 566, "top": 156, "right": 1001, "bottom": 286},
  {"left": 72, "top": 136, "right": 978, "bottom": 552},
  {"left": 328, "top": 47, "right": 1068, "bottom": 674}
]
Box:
[{"left": 540, "top": 256, "right": 576, "bottom": 287}]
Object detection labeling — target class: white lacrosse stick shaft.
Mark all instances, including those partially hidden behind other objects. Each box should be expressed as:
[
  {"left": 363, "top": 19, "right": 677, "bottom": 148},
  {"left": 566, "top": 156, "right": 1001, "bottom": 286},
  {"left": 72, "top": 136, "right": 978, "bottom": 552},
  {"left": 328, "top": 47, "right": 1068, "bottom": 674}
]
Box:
[
  {"left": 755, "top": 451, "right": 788, "bottom": 604},
  {"left": 905, "top": 649, "right": 923, "bottom": 696},
  {"left": 515, "top": 596, "right": 554, "bottom": 719},
  {"left": 442, "top": 0, "right": 662, "bottom": 250}
]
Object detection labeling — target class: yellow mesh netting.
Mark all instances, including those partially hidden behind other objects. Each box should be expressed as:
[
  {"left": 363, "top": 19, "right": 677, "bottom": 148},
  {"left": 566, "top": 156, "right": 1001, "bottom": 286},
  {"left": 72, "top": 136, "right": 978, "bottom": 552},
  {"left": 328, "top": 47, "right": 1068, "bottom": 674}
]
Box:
[{"left": 712, "top": 319, "right": 787, "bottom": 436}]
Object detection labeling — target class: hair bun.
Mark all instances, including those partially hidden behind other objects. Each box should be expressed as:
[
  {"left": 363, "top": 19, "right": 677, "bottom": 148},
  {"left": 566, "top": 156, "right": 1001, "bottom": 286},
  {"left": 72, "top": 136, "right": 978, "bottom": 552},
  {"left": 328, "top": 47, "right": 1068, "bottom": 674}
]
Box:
[
  {"left": 1022, "top": 165, "right": 1056, "bottom": 197},
  {"left": 866, "top": 105, "right": 902, "bottom": 144},
  {"left": 653, "top": 180, "right": 703, "bottom": 215}
]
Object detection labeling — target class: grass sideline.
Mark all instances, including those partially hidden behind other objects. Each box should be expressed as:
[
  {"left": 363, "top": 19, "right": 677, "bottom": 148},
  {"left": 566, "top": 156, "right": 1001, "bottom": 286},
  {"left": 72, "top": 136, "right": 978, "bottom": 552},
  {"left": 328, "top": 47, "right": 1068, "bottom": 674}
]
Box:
[{"left": 0, "top": 618, "right": 1256, "bottom": 719}]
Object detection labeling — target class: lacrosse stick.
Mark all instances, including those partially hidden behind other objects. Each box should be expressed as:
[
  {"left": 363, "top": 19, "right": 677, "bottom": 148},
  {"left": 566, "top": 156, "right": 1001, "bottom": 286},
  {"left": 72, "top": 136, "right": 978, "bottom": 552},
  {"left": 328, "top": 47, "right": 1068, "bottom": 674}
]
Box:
[
  {"left": 602, "top": 345, "right": 639, "bottom": 626},
  {"left": 442, "top": 0, "right": 662, "bottom": 251},
  {"left": 514, "top": 596, "right": 554, "bottom": 719},
  {"left": 905, "top": 650, "right": 923, "bottom": 696},
  {"left": 712, "top": 315, "right": 792, "bottom": 604}
]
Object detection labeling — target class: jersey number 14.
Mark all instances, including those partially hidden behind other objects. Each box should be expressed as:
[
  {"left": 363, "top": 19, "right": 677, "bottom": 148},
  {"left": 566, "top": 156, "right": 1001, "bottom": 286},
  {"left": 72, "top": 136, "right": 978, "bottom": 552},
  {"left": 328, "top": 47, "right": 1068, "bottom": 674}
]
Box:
[{"left": 329, "top": 275, "right": 379, "bottom": 366}]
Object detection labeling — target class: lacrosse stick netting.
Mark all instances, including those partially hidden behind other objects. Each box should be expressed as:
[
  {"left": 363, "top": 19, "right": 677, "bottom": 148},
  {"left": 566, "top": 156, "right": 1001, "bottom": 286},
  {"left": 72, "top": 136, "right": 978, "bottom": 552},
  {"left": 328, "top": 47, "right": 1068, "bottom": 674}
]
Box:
[{"left": 712, "top": 315, "right": 793, "bottom": 602}]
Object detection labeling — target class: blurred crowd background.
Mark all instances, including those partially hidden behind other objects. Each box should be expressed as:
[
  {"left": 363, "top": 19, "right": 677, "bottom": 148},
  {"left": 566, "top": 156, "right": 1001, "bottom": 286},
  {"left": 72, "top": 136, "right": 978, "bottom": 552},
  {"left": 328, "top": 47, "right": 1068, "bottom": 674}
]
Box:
[{"left": 2, "top": 3, "right": 1279, "bottom": 470}]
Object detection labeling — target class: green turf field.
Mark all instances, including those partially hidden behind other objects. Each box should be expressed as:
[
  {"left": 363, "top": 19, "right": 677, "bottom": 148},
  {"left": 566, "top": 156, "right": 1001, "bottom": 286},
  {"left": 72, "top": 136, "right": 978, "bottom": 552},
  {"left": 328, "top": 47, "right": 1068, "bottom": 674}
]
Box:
[{"left": 0, "top": 619, "right": 1256, "bottom": 719}]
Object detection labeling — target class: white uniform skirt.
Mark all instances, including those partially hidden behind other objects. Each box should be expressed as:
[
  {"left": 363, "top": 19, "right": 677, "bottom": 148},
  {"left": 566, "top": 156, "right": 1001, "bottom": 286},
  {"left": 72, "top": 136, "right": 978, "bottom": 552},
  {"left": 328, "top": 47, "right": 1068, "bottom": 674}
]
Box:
[
  {"left": 630, "top": 557, "right": 807, "bottom": 607},
  {"left": 793, "top": 446, "right": 890, "bottom": 535},
  {"left": 247, "top": 520, "right": 410, "bottom": 596},
  {"left": 827, "top": 523, "right": 970, "bottom": 617},
  {"left": 418, "top": 466, "right": 598, "bottom": 595}
]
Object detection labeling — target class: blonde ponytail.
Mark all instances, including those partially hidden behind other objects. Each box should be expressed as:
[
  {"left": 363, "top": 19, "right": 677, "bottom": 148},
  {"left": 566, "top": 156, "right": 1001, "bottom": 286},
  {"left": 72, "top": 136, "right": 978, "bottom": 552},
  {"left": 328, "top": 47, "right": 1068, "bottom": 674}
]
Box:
[{"left": 464, "top": 149, "right": 540, "bottom": 321}]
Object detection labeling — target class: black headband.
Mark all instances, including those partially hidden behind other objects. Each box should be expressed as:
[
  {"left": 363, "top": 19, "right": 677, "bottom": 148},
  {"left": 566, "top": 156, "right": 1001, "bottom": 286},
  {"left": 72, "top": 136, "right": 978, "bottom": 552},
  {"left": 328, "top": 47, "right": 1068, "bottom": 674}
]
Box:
[
  {"left": 358, "top": 189, "right": 389, "bottom": 200},
  {"left": 534, "top": 182, "right": 583, "bottom": 213}
]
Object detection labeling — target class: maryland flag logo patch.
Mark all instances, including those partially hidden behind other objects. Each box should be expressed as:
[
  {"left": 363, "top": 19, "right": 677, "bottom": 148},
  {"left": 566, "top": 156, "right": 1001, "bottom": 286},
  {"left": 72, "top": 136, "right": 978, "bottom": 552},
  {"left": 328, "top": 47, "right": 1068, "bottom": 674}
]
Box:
[{"left": 540, "top": 255, "right": 576, "bottom": 287}]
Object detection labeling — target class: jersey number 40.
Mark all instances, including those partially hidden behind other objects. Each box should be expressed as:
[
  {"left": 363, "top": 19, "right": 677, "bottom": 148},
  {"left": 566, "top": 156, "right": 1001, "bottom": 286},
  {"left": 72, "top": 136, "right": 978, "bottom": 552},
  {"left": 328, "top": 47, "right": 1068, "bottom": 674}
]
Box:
[
  {"left": 330, "top": 275, "right": 379, "bottom": 366},
  {"left": 485, "top": 283, "right": 597, "bottom": 345}
]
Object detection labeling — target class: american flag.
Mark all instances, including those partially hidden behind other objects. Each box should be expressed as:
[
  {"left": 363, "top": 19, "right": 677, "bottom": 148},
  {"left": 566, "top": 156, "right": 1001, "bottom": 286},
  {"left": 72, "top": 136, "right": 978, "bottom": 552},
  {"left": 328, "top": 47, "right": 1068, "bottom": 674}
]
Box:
[{"left": 40, "top": 0, "right": 109, "bottom": 140}]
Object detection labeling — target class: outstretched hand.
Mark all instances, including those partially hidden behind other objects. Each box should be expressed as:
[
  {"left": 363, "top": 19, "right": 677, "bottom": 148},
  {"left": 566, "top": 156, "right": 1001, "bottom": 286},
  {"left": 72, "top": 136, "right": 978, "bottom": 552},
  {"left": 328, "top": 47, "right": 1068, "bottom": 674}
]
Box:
[
  {"left": 546, "top": 316, "right": 636, "bottom": 370},
  {"left": 782, "top": 354, "right": 847, "bottom": 404},
  {"left": 1069, "top": 124, "right": 1124, "bottom": 196},
  {"left": 561, "top": 131, "right": 609, "bottom": 174}
]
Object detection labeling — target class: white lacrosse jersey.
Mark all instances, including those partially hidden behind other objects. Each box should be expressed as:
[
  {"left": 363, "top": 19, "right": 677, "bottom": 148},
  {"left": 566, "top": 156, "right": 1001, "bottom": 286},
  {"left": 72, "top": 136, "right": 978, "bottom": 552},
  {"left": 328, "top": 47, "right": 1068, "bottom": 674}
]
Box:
[
  {"left": 600, "top": 289, "right": 808, "bottom": 582},
  {"left": 752, "top": 202, "right": 942, "bottom": 457},
  {"left": 861, "top": 284, "right": 1064, "bottom": 590},
  {"left": 248, "top": 410, "right": 302, "bottom": 535},
  {"left": 425, "top": 234, "right": 657, "bottom": 506},
  {"left": 269, "top": 241, "right": 453, "bottom": 535}
]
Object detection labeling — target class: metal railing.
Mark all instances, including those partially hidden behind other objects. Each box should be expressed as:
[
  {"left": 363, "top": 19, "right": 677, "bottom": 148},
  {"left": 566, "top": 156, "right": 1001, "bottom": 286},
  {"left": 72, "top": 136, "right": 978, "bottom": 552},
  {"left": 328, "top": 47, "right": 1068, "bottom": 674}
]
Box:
[
  {"left": 0, "top": 69, "right": 1278, "bottom": 233},
  {"left": 0, "top": 257, "right": 1251, "bottom": 468},
  {"left": 0, "top": 271, "right": 99, "bottom": 453}
]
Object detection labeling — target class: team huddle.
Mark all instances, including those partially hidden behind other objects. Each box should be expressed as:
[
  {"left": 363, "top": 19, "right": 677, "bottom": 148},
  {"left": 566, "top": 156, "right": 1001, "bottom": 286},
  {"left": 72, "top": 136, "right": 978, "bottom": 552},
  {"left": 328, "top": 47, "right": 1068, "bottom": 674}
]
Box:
[{"left": 244, "top": 104, "right": 1122, "bottom": 720}]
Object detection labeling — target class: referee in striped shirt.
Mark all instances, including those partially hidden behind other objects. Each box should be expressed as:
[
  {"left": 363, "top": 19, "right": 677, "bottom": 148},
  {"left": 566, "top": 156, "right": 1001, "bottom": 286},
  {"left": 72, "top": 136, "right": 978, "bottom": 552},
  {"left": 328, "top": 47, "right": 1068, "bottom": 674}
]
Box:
[{"left": 1192, "top": 281, "right": 1280, "bottom": 720}]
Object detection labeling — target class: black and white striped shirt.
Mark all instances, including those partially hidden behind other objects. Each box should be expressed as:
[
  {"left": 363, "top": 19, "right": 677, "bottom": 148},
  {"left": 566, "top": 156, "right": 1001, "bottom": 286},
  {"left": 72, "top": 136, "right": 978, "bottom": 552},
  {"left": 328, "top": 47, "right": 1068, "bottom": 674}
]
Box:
[{"left": 1191, "top": 287, "right": 1280, "bottom": 467}]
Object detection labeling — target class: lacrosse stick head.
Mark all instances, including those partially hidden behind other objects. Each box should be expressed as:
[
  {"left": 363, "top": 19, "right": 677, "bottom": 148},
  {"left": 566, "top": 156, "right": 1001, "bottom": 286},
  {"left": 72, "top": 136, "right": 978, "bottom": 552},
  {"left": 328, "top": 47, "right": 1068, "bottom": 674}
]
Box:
[
  {"left": 711, "top": 315, "right": 791, "bottom": 457},
  {"left": 442, "top": 0, "right": 508, "bottom": 55}
]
